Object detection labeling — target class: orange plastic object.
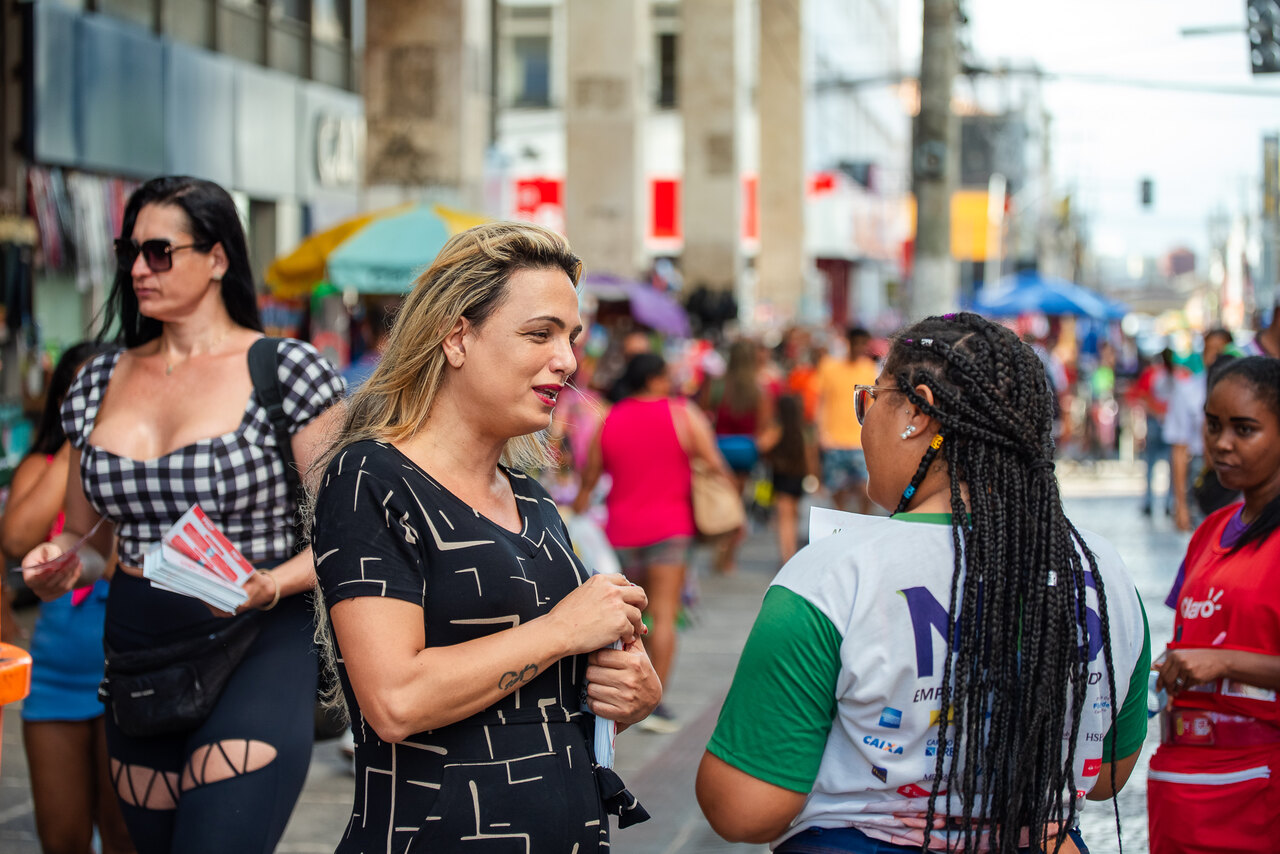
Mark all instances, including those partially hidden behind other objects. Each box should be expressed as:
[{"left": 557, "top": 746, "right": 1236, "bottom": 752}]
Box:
[{"left": 0, "top": 641, "right": 33, "bottom": 768}]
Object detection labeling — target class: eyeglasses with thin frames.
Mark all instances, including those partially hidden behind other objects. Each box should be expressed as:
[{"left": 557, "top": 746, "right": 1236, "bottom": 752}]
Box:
[
  {"left": 114, "top": 238, "right": 209, "bottom": 273},
  {"left": 853, "top": 384, "right": 899, "bottom": 425}
]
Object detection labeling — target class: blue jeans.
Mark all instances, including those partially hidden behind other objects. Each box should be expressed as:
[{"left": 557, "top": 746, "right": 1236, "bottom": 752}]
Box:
[
  {"left": 1142, "top": 417, "right": 1170, "bottom": 511},
  {"left": 776, "top": 825, "right": 1090, "bottom": 853}
]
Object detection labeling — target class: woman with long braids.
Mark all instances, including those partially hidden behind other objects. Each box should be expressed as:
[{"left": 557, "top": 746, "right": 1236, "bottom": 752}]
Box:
[
  {"left": 1148, "top": 356, "right": 1280, "bottom": 853},
  {"left": 696, "top": 313, "right": 1150, "bottom": 853}
]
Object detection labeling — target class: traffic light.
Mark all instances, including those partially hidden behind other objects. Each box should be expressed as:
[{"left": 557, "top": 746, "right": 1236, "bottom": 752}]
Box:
[
  {"left": 1248, "top": 0, "right": 1280, "bottom": 74},
  {"left": 1141, "top": 178, "right": 1154, "bottom": 208}
]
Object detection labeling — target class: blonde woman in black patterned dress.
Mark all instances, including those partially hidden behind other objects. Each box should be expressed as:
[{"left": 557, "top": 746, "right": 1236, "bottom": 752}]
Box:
[{"left": 309, "top": 222, "right": 661, "bottom": 853}]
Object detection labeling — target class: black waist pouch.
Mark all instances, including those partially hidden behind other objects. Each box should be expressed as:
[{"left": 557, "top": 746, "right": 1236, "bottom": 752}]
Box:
[{"left": 100, "top": 615, "right": 261, "bottom": 737}]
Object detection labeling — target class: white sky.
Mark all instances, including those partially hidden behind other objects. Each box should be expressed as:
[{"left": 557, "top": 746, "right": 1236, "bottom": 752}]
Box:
[{"left": 900, "top": 0, "right": 1280, "bottom": 261}]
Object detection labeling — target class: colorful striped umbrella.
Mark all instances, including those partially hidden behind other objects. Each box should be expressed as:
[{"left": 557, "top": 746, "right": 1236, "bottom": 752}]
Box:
[{"left": 265, "top": 204, "right": 488, "bottom": 298}]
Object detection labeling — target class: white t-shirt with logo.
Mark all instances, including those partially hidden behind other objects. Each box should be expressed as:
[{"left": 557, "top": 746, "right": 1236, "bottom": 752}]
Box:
[{"left": 707, "top": 513, "right": 1150, "bottom": 849}]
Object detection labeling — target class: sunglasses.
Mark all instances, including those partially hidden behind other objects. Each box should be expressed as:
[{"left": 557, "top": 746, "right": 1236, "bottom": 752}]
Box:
[
  {"left": 854, "top": 384, "right": 900, "bottom": 425},
  {"left": 114, "top": 238, "right": 209, "bottom": 273}
]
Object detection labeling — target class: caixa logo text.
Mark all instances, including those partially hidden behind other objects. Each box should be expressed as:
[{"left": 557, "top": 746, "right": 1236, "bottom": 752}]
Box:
[{"left": 863, "top": 736, "right": 904, "bottom": 755}]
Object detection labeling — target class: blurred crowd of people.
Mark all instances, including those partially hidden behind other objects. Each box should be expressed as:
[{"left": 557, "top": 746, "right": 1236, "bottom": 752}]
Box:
[
  {"left": 544, "top": 306, "right": 1280, "bottom": 565},
  {"left": 1, "top": 174, "right": 1278, "bottom": 854}
]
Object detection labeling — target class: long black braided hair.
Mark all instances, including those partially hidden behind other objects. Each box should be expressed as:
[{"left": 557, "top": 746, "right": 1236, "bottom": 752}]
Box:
[{"left": 884, "top": 313, "right": 1121, "bottom": 853}]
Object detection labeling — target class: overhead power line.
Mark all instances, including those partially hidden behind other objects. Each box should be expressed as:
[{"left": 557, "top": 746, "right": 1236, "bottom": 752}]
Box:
[{"left": 813, "top": 66, "right": 1280, "bottom": 98}]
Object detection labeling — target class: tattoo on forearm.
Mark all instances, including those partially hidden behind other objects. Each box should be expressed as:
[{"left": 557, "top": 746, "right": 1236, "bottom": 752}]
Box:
[{"left": 499, "top": 663, "right": 539, "bottom": 691}]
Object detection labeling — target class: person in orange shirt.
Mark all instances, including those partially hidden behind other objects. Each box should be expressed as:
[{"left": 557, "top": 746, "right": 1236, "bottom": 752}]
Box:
[
  {"left": 815, "top": 327, "right": 878, "bottom": 514},
  {"left": 785, "top": 345, "right": 823, "bottom": 425}
]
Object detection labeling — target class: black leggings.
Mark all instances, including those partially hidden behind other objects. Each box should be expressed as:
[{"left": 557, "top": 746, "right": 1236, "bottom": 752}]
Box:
[{"left": 104, "top": 574, "right": 316, "bottom": 854}]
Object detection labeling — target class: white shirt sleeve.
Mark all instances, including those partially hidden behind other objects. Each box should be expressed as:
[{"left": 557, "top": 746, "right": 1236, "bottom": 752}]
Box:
[{"left": 1162, "top": 376, "right": 1204, "bottom": 453}]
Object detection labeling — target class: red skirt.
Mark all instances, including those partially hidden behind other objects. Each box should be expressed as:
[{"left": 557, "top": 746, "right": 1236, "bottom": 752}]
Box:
[{"left": 1148, "top": 742, "right": 1280, "bottom": 853}]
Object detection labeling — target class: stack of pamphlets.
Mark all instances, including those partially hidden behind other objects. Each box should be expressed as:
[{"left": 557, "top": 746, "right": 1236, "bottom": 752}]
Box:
[{"left": 143, "top": 505, "right": 255, "bottom": 611}]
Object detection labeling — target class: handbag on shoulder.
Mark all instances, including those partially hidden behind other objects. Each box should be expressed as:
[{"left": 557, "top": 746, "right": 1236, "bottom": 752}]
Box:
[
  {"left": 690, "top": 460, "right": 746, "bottom": 536},
  {"left": 670, "top": 399, "right": 745, "bottom": 537}
]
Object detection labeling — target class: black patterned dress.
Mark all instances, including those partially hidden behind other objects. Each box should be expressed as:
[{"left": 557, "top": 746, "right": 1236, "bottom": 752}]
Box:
[{"left": 313, "top": 440, "right": 644, "bottom": 854}]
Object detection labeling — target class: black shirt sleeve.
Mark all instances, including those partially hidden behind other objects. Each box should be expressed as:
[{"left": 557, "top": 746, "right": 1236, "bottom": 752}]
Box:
[{"left": 313, "top": 446, "right": 427, "bottom": 609}]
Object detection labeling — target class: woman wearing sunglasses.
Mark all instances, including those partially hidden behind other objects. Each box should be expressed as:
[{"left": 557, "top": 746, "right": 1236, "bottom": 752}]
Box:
[
  {"left": 21, "top": 176, "right": 345, "bottom": 853},
  {"left": 697, "top": 312, "right": 1151, "bottom": 853}
]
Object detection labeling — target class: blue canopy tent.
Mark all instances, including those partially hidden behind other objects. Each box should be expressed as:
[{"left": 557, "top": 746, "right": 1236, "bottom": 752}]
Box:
[{"left": 970, "top": 272, "right": 1128, "bottom": 320}]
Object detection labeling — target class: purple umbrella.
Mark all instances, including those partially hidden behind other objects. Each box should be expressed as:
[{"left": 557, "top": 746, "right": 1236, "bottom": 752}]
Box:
[{"left": 581, "top": 274, "right": 691, "bottom": 338}]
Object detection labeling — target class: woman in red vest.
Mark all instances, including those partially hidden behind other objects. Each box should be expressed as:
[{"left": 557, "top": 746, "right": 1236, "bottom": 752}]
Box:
[{"left": 1149, "top": 356, "right": 1280, "bottom": 853}]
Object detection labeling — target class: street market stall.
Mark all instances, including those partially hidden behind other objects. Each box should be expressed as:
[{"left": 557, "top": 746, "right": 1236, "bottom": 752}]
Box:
[{"left": 263, "top": 204, "right": 488, "bottom": 370}]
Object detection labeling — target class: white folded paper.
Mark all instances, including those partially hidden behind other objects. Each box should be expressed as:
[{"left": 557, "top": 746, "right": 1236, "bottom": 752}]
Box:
[
  {"left": 809, "top": 505, "right": 862, "bottom": 544},
  {"left": 142, "top": 505, "right": 255, "bottom": 612}
]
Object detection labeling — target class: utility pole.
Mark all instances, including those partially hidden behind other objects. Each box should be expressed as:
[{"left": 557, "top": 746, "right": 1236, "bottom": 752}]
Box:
[
  {"left": 910, "top": 0, "right": 960, "bottom": 319},
  {"left": 1262, "top": 134, "right": 1279, "bottom": 324}
]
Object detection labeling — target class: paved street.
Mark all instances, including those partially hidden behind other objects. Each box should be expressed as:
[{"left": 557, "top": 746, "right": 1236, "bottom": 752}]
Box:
[{"left": 1, "top": 462, "right": 1187, "bottom": 853}]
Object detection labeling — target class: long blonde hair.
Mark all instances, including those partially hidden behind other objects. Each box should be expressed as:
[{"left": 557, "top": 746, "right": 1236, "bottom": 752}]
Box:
[
  {"left": 722, "top": 337, "right": 762, "bottom": 415},
  {"left": 307, "top": 221, "right": 582, "bottom": 713}
]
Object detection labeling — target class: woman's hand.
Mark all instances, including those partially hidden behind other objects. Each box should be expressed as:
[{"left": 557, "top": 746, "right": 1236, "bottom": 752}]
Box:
[
  {"left": 585, "top": 637, "right": 661, "bottom": 725},
  {"left": 548, "top": 573, "right": 647, "bottom": 654},
  {"left": 21, "top": 542, "right": 83, "bottom": 601},
  {"left": 206, "top": 569, "right": 281, "bottom": 618},
  {"left": 1156, "top": 648, "right": 1233, "bottom": 695}
]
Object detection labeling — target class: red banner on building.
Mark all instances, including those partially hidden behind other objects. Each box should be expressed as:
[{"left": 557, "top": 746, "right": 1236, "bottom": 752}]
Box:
[
  {"left": 650, "top": 178, "right": 680, "bottom": 240},
  {"left": 514, "top": 177, "right": 565, "bottom": 234}
]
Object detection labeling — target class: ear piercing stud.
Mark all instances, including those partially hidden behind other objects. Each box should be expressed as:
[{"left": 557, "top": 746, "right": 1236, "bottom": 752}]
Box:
[{"left": 900, "top": 425, "right": 916, "bottom": 440}]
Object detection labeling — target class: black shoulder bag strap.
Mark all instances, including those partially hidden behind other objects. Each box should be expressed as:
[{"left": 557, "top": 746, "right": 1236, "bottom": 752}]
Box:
[
  {"left": 248, "top": 338, "right": 349, "bottom": 740},
  {"left": 248, "top": 337, "right": 304, "bottom": 548}
]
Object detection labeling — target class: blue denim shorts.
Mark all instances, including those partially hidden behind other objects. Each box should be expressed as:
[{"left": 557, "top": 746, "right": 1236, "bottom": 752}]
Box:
[
  {"left": 820, "top": 447, "right": 868, "bottom": 493},
  {"left": 775, "top": 825, "right": 1090, "bottom": 853},
  {"left": 614, "top": 536, "right": 693, "bottom": 575}
]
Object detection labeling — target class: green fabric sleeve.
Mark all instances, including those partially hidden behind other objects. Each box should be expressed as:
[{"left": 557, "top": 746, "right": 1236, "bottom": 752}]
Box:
[
  {"left": 1102, "top": 594, "right": 1151, "bottom": 762},
  {"left": 706, "top": 585, "right": 842, "bottom": 793}
]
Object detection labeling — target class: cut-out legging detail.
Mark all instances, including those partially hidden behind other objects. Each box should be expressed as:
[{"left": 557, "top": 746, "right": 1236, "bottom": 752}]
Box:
[
  {"left": 111, "top": 758, "right": 181, "bottom": 809},
  {"left": 111, "top": 739, "right": 279, "bottom": 809},
  {"left": 102, "top": 594, "right": 316, "bottom": 854}
]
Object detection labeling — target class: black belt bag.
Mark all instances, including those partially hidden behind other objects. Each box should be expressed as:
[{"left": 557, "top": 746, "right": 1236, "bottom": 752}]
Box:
[{"left": 99, "top": 615, "right": 261, "bottom": 737}]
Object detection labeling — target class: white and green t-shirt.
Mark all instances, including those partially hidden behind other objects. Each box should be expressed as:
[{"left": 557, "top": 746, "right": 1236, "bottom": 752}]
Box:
[{"left": 707, "top": 512, "right": 1150, "bottom": 849}]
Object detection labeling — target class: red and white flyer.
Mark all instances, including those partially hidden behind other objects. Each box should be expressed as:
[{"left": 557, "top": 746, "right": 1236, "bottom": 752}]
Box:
[
  {"left": 164, "top": 505, "right": 255, "bottom": 585},
  {"left": 141, "top": 505, "right": 253, "bottom": 611}
]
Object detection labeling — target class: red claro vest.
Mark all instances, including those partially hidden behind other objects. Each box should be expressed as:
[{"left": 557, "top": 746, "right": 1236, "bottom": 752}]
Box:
[{"left": 1170, "top": 503, "right": 1280, "bottom": 725}]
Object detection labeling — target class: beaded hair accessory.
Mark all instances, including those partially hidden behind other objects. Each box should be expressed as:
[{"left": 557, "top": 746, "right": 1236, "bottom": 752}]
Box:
[
  {"left": 901, "top": 336, "right": 946, "bottom": 352},
  {"left": 898, "top": 434, "right": 945, "bottom": 507}
]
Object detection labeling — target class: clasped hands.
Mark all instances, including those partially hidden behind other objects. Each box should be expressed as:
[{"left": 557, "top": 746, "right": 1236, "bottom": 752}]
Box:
[{"left": 550, "top": 573, "right": 662, "bottom": 726}]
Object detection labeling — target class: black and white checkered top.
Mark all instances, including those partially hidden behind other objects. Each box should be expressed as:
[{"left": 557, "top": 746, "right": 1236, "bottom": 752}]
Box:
[{"left": 61, "top": 339, "right": 345, "bottom": 568}]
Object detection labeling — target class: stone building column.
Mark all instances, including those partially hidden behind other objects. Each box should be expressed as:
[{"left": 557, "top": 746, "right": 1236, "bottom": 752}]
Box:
[
  {"left": 756, "top": 0, "right": 806, "bottom": 320},
  {"left": 564, "top": 0, "right": 649, "bottom": 278},
  {"left": 364, "top": 0, "right": 490, "bottom": 208},
  {"left": 680, "top": 0, "right": 742, "bottom": 294}
]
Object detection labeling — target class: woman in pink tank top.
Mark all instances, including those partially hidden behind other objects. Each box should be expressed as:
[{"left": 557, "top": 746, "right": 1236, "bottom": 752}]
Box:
[{"left": 575, "top": 353, "right": 730, "bottom": 732}]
